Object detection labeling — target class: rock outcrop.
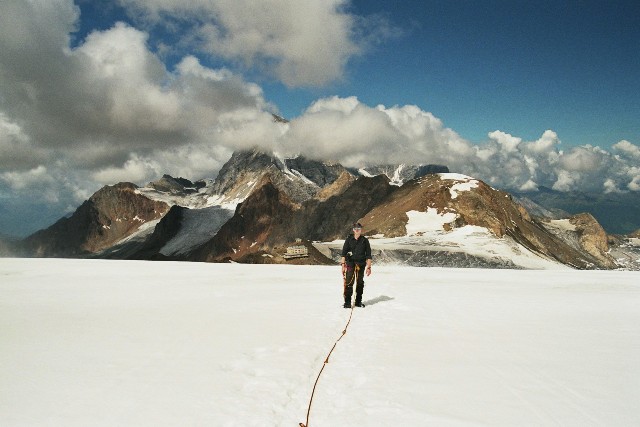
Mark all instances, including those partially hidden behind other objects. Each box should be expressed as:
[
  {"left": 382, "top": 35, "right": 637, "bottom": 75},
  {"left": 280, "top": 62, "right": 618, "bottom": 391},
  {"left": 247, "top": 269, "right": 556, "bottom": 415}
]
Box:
[
  {"left": 190, "top": 176, "right": 299, "bottom": 262},
  {"left": 147, "top": 175, "right": 205, "bottom": 193},
  {"left": 360, "top": 174, "right": 616, "bottom": 269},
  {"left": 359, "top": 164, "right": 449, "bottom": 185},
  {"left": 186, "top": 174, "right": 396, "bottom": 263},
  {"left": 204, "top": 148, "right": 321, "bottom": 204},
  {"left": 21, "top": 183, "right": 168, "bottom": 257}
]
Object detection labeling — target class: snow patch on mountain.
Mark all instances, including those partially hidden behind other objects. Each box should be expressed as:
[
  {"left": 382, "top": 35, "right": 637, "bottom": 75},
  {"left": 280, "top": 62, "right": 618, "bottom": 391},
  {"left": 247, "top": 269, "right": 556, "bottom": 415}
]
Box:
[
  {"left": 373, "top": 228, "right": 564, "bottom": 269},
  {"left": 316, "top": 221, "right": 566, "bottom": 270},
  {"left": 389, "top": 164, "right": 405, "bottom": 186},
  {"left": 449, "top": 180, "right": 479, "bottom": 199},
  {"left": 204, "top": 193, "right": 248, "bottom": 210},
  {"left": 137, "top": 177, "right": 251, "bottom": 212},
  {"left": 436, "top": 173, "right": 480, "bottom": 199},
  {"left": 438, "top": 173, "right": 476, "bottom": 181},
  {"left": 136, "top": 186, "right": 211, "bottom": 209},
  {"left": 160, "top": 206, "right": 234, "bottom": 256},
  {"left": 405, "top": 209, "right": 457, "bottom": 235},
  {"left": 358, "top": 168, "right": 374, "bottom": 177},
  {"left": 115, "top": 219, "right": 160, "bottom": 245}
]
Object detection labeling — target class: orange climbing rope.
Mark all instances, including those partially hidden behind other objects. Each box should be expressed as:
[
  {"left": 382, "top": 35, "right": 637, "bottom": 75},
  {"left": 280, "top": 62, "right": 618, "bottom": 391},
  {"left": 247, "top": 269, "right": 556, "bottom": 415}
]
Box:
[{"left": 299, "top": 265, "right": 360, "bottom": 427}]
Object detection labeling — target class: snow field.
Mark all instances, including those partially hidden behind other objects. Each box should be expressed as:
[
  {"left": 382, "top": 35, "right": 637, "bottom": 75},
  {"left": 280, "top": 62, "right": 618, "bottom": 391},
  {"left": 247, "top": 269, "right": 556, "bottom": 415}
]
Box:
[{"left": 1, "top": 259, "right": 639, "bottom": 426}]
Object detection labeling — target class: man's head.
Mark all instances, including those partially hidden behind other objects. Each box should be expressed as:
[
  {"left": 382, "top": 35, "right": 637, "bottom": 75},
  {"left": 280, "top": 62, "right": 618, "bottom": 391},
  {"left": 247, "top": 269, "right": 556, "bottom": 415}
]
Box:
[{"left": 352, "top": 222, "right": 363, "bottom": 237}]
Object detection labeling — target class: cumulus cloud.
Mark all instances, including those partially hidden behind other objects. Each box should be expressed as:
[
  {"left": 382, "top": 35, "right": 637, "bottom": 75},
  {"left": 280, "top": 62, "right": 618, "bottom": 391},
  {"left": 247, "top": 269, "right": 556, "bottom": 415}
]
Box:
[
  {"left": 0, "top": 166, "right": 54, "bottom": 191},
  {"left": 0, "top": 0, "right": 279, "bottom": 233},
  {"left": 117, "top": 0, "right": 378, "bottom": 87},
  {"left": 488, "top": 130, "right": 521, "bottom": 153},
  {"left": 279, "top": 99, "right": 639, "bottom": 196},
  {"left": 559, "top": 145, "right": 607, "bottom": 172},
  {"left": 0, "top": 114, "right": 49, "bottom": 170},
  {"left": 474, "top": 131, "right": 640, "bottom": 194},
  {"left": 613, "top": 140, "right": 640, "bottom": 160},
  {"left": 279, "top": 97, "right": 474, "bottom": 168}
]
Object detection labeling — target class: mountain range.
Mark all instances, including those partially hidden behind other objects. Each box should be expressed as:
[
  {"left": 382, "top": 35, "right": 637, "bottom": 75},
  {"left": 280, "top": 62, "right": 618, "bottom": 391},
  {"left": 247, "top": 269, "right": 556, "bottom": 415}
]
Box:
[
  {"left": 4, "top": 148, "right": 640, "bottom": 270},
  {"left": 513, "top": 186, "right": 640, "bottom": 235}
]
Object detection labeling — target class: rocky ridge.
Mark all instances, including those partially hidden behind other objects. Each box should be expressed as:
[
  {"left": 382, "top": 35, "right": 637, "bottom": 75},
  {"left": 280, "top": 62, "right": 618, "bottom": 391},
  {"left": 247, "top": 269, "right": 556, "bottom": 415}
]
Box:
[
  {"left": 19, "top": 183, "right": 169, "bottom": 257},
  {"left": 514, "top": 186, "right": 640, "bottom": 235},
  {"left": 13, "top": 149, "right": 638, "bottom": 270}
]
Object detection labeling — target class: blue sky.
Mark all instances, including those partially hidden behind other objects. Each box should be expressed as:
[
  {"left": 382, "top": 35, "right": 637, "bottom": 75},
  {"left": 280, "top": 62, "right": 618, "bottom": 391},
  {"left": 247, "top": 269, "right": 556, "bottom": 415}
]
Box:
[
  {"left": 73, "top": 0, "right": 640, "bottom": 147},
  {"left": 273, "top": 0, "right": 640, "bottom": 146},
  {"left": 1, "top": 0, "right": 640, "bottom": 237}
]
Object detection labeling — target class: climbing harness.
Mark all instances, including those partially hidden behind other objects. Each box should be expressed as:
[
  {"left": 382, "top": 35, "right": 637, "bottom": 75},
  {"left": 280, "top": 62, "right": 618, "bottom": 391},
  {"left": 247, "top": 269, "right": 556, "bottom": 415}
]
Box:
[
  {"left": 299, "top": 265, "right": 360, "bottom": 427},
  {"left": 343, "top": 264, "right": 360, "bottom": 301}
]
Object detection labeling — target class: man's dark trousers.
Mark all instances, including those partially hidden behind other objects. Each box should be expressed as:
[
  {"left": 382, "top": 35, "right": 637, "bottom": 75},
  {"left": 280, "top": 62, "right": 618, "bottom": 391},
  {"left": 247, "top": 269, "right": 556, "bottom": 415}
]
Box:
[{"left": 344, "top": 263, "right": 365, "bottom": 305}]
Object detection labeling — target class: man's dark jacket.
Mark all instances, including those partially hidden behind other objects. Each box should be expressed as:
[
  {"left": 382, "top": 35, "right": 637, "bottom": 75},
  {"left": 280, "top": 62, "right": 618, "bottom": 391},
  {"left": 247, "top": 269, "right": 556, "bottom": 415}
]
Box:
[{"left": 341, "top": 234, "right": 372, "bottom": 264}]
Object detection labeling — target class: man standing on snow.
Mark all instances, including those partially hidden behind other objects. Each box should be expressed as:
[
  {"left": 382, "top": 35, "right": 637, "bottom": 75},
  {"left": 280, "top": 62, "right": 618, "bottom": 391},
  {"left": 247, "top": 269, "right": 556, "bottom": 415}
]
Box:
[{"left": 340, "top": 222, "right": 372, "bottom": 308}]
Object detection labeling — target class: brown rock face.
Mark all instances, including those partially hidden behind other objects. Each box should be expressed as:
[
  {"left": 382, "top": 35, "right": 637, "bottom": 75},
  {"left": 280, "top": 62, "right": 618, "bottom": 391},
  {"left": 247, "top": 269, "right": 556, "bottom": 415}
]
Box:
[
  {"left": 21, "top": 183, "right": 168, "bottom": 257},
  {"left": 569, "top": 213, "right": 617, "bottom": 268},
  {"left": 188, "top": 172, "right": 620, "bottom": 269},
  {"left": 298, "top": 174, "right": 397, "bottom": 242},
  {"left": 188, "top": 174, "right": 396, "bottom": 263},
  {"left": 191, "top": 176, "right": 298, "bottom": 262},
  {"left": 361, "top": 174, "right": 616, "bottom": 269},
  {"left": 314, "top": 170, "right": 356, "bottom": 201},
  {"left": 361, "top": 175, "right": 529, "bottom": 238},
  {"left": 206, "top": 149, "right": 335, "bottom": 204}
]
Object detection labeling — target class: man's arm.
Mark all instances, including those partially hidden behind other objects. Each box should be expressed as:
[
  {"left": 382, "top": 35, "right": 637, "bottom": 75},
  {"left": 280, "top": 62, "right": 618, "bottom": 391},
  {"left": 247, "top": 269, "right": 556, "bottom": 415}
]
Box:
[
  {"left": 365, "top": 239, "right": 372, "bottom": 275},
  {"left": 340, "top": 237, "right": 350, "bottom": 266}
]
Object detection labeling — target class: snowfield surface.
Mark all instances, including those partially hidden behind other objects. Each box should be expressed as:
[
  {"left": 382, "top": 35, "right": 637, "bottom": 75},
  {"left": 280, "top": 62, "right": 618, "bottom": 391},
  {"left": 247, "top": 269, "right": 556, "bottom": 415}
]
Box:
[{"left": 1, "top": 259, "right": 639, "bottom": 426}]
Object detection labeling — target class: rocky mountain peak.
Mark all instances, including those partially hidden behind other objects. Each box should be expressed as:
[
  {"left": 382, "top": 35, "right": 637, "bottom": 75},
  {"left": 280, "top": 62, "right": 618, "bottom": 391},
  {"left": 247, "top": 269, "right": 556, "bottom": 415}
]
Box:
[
  {"left": 283, "top": 156, "right": 349, "bottom": 187},
  {"left": 206, "top": 148, "right": 351, "bottom": 205},
  {"left": 359, "top": 163, "right": 450, "bottom": 185},
  {"left": 192, "top": 175, "right": 298, "bottom": 262},
  {"left": 21, "top": 182, "right": 169, "bottom": 257},
  {"left": 146, "top": 175, "right": 205, "bottom": 194}
]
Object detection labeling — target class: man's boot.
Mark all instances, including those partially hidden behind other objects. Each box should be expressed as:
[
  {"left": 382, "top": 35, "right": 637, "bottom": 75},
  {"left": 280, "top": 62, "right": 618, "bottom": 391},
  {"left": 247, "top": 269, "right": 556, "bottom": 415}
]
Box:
[{"left": 344, "top": 284, "right": 353, "bottom": 308}]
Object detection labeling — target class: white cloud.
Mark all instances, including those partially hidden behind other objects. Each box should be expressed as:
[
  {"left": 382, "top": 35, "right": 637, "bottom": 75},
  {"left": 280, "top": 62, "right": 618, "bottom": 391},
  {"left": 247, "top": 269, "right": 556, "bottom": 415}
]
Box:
[
  {"left": 0, "top": 114, "right": 49, "bottom": 170},
  {"left": 603, "top": 178, "right": 624, "bottom": 194},
  {"left": 519, "top": 179, "right": 538, "bottom": 192},
  {"left": 117, "top": 0, "right": 376, "bottom": 87},
  {"left": 1, "top": 165, "right": 53, "bottom": 191},
  {"left": 488, "top": 130, "right": 521, "bottom": 153},
  {"left": 552, "top": 170, "right": 577, "bottom": 192},
  {"left": 278, "top": 97, "right": 473, "bottom": 168},
  {"left": 525, "top": 129, "right": 560, "bottom": 155},
  {"left": 613, "top": 140, "right": 640, "bottom": 160},
  {"left": 0, "top": 0, "right": 282, "bottom": 232},
  {"left": 92, "top": 154, "right": 161, "bottom": 185},
  {"left": 559, "top": 145, "right": 606, "bottom": 172}
]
